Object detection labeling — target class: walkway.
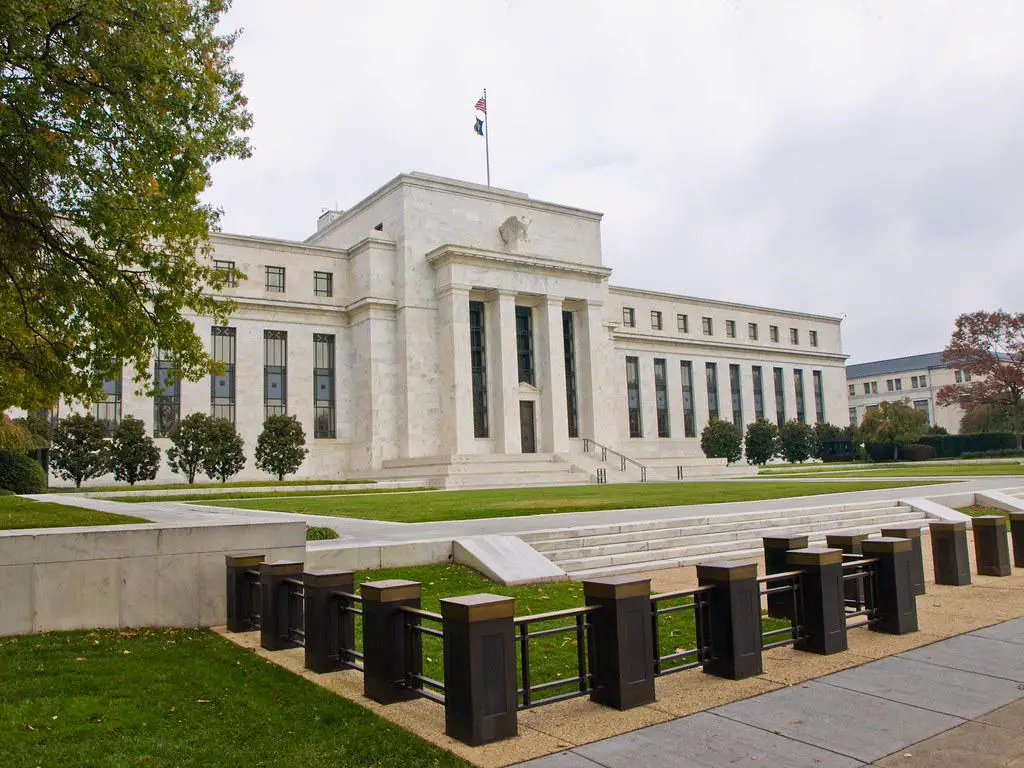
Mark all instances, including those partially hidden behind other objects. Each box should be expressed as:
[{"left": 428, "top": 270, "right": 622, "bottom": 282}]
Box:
[{"left": 518, "top": 619, "right": 1024, "bottom": 768}]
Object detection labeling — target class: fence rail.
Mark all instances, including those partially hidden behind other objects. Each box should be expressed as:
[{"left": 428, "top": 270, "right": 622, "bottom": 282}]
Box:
[
  {"left": 842, "top": 558, "right": 880, "bottom": 629},
  {"left": 757, "top": 571, "right": 804, "bottom": 649},
  {"left": 514, "top": 606, "right": 597, "bottom": 709},
  {"left": 400, "top": 606, "right": 446, "bottom": 704},
  {"left": 650, "top": 586, "right": 713, "bottom": 675}
]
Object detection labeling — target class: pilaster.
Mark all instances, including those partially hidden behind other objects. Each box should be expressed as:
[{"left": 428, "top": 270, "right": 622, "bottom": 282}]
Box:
[
  {"left": 493, "top": 290, "right": 520, "bottom": 454},
  {"left": 539, "top": 296, "right": 569, "bottom": 453},
  {"left": 437, "top": 285, "right": 474, "bottom": 454}
]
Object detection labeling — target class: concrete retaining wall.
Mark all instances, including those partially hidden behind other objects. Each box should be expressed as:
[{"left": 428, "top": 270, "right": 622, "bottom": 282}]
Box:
[{"left": 0, "top": 520, "right": 305, "bottom": 637}]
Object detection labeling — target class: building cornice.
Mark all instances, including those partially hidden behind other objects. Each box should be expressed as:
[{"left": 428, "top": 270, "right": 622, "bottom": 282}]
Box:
[
  {"left": 612, "top": 330, "right": 849, "bottom": 363},
  {"left": 608, "top": 285, "right": 843, "bottom": 324},
  {"left": 211, "top": 231, "right": 395, "bottom": 261},
  {"left": 426, "top": 244, "right": 612, "bottom": 282}
]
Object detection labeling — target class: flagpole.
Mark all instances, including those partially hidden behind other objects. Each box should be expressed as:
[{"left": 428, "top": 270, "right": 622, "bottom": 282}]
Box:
[{"left": 484, "top": 88, "right": 491, "bottom": 187}]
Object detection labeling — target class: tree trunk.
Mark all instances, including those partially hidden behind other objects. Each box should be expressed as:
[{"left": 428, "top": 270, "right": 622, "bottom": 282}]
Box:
[{"left": 278, "top": 472, "right": 284, "bottom": 481}]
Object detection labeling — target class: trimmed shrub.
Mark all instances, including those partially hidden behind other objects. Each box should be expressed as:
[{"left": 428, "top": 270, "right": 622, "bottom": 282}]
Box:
[
  {"left": 898, "top": 443, "right": 937, "bottom": 462},
  {"left": 779, "top": 420, "right": 814, "bottom": 464},
  {"left": 819, "top": 441, "right": 856, "bottom": 463},
  {"left": 961, "top": 449, "right": 1024, "bottom": 459},
  {"left": 306, "top": 526, "right": 339, "bottom": 541},
  {"left": 50, "top": 414, "right": 110, "bottom": 487},
  {"left": 744, "top": 420, "right": 779, "bottom": 466},
  {"left": 108, "top": 416, "right": 161, "bottom": 485},
  {"left": 919, "top": 432, "right": 1016, "bottom": 458},
  {"left": 0, "top": 451, "right": 46, "bottom": 493},
  {"left": 167, "top": 413, "right": 211, "bottom": 484},
  {"left": 202, "top": 417, "right": 246, "bottom": 483},
  {"left": 700, "top": 419, "right": 743, "bottom": 463},
  {"left": 255, "top": 414, "right": 308, "bottom": 481}
]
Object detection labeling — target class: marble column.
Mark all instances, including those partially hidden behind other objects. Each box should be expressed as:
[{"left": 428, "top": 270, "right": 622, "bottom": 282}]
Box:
[
  {"left": 493, "top": 290, "right": 520, "bottom": 454},
  {"left": 665, "top": 355, "right": 686, "bottom": 440},
  {"left": 538, "top": 296, "right": 569, "bottom": 454},
  {"left": 576, "top": 301, "right": 611, "bottom": 444},
  {"left": 437, "top": 285, "right": 473, "bottom": 455}
]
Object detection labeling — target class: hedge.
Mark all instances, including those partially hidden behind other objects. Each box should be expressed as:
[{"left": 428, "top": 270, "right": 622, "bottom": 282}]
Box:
[
  {"left": 864, "top": 443, "right": 936, "bottom": 462},
  {"left": 918, "top": 432, "right": 1016, "bottom": 458},
  {"left": 0, "top": 451, "right": 46, "bottom": 493}
]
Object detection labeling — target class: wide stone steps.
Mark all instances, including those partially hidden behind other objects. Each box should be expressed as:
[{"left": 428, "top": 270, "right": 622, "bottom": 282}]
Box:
[{"left": 517, "top": 502, "right": 928, "bottom": 579}]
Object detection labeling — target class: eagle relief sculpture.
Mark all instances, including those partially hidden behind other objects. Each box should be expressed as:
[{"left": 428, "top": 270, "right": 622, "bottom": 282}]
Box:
[{"left": 498, "top": 215, "right": 530, "bottom": 250}]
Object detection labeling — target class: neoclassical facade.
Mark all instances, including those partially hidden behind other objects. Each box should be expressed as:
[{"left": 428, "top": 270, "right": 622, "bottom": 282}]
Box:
[{"left": 45, "top": 173, "right": 851, "bottom": 484}]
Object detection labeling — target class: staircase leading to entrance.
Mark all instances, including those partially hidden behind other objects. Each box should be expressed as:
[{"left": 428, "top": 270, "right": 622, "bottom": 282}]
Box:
[
  {"left": 518, "top": 500, "right": 929, "bottom": 579},
  {"left": 571, "top": 438, "right": 756, "bottom": 482},
  {"left": 376, "top": 453, "right": 590, "bottom": 489}
]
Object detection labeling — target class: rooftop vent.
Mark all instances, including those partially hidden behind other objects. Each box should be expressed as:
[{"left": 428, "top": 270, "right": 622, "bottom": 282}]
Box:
[{"left": 317, "top": 209, "right": 344, "bottom": 231}]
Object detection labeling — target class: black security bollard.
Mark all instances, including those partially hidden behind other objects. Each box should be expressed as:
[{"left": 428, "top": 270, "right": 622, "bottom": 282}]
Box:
[
  {"left": 440, "top": 594, "right": 518, "bottom": 746},
  {"left": 881, "top": 524, "right": 926, "bottom": 595},
  {"left": 862, "top": 538, "right": 918, "bottom": 635},
  {"left": 303, "top": 569, "right": 355, "bottom": 673},
  {"left": 225, "top": 554, "right": 264, "bottom": 632},
  {"left": 762, "top": 535, "right": 809, "bottom": 620},
  {"left": 696, "top": 561, "right": 762, "bottom": 679},
  {"left": 361, "top": 579, "right": 422, "bottom": 704},
  {"left": 972, "top": 516, "right": 1012, "bottom": 577},
  {"left": 259, "top": 560, "right": 303, "bottom": 651},
  {"left": 1010, "top": 511, "right": 1024, "bottom": 568},
  {"left": 787, "top": 548, "right": 848, "bottom": 655},
  {"left": 826, "top": 531, "right": 871, "bottom": 608},
  {"left": 929, "top": 521, "right": 972, "bottom": 586},
  {"left": 583, "top": 576, "right": 655, "bottom": 710}
]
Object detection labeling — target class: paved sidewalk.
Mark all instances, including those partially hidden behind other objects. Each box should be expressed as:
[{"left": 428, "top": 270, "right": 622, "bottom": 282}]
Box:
[{"left": 518, "top": 619, "right": 1024, "bottom": 768}]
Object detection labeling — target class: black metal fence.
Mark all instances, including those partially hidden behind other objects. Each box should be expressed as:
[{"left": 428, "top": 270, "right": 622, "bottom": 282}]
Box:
[
  {"left": 401, "top": 606, "right": 445, "bottom": 704},
  {"left": 650, "top": 586, "right": 712, "bottom": 675},
  {"left": 515, "top": 606, "right": 595, "bottom": 708},
  {"left": 758, "top": 570, "right": 805, "bottom": 650},
  {"left": 842, "top": 557, "right": 880, "bottom": 629}
]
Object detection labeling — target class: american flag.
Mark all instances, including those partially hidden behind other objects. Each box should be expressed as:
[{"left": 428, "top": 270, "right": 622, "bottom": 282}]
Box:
[{"left": 474, "top": 95, "right": 487, "bottom": 114}]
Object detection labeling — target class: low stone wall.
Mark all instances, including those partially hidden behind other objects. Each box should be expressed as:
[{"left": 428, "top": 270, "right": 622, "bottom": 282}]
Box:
[{"left": 0, "top": 520, "right": 305, "bottom": 637}]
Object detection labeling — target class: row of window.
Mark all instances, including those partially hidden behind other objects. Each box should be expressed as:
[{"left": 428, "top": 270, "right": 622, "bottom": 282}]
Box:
[
  {"left": 212, "top": 260, "right": 334, "bottom": 298},
  {"left": 92, "top": 330, "right": 338, "bottom": 439},
  {"left": 621, "top": 308, "right": 819, "bottom": 347},
  {"left": 849, "top": 374, "right": 931, "bottom": 397},
  {"left": 624, "top": 358, "right": 826, "bottom": 438},
  {"left": 468, "top": 302, "right": 580, "bottom": 439},
  {"left": 850, "top": 400, "right": 930, "bottom": 426}
]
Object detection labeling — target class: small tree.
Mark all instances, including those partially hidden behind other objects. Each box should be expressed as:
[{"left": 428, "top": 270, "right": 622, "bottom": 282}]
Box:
[
  {"left": 959, "top": 403, "right": 1015, "bottom": 435},
  {"left": 700, "top": 419, "right": 743, "bottom": 463},
  {"left": 108, "top": 416, "right": 161, "bottom": 486},
  {"left": 810, "top": 422, "right": 844, "bottom": 460},
  {"left": 255, "top": 415, "right": 308, "bottom": 481},
  {"left": 779, "top": 420, "right": 814, "bottom": 463},
  {"left": 744, "top": 420, "right": 779, "bottom": 465},
  {"left": 201, "top": 417, "right": 246, "bottom": 483},
  {"left": 167, "top": 413, "right": 211, "bottom": 484},
  {"left": 937, "top": 310, "right": 1024, "bottom": 450},
  {"left": 51, "top": 413, "right": 110, "bottom": 487},
  {"left": 859, "top": 400, "right": 927, "bottom": 460}
]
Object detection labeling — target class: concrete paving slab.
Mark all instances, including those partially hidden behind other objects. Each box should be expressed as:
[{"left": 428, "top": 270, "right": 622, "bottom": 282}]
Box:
[
  {"left": 515, "top": 752, "right": 607, "bottom": 768},
  {"left": 819, "top": 656, "right": 1024, "bottom": 719},
  {"left": 872, "top": 720, "right": 1024, "bottom": 768},
  {"left": 971, "top": 617, "right": 1024, "bottom": 646},
  {"left": 712, "top": 681, "right": 962, "bottom": 763},
  {"left": 571, "top": 711, "right": 864, "bottom": 768},
  {"left": 898, "top": 634, "right": 1024, "bottom": 682},
  {"left": 975, "top": 697, "right": 1024, "bottom": 731}
]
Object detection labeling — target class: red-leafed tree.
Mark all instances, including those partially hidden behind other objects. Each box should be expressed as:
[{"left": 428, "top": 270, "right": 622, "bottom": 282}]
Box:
[{"left": 937, "top": 311, "right": 1024, "bottom": 450}]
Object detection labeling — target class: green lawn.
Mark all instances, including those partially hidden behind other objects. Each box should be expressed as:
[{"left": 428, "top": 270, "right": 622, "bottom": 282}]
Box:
[
  {"left": 0, "top": 629, "right": 464, "bottom": 768},
  {"left": 0, "top": 496, "right": 147, "bottom": 530},
  {"left": 58, "top": 478, "right": 374, "bottom": 493},
  {"left": 770, "top": 463, "right": 1024, "bottom": 479},
  {"left": 957, "top": 505, "right": 1013, "bottom": 530},
  {"left": 204, "top": 480, "right": 939, "bottom": 523},
  {"left": 106, "top": 486, "right": 430, "bottom": 504}
]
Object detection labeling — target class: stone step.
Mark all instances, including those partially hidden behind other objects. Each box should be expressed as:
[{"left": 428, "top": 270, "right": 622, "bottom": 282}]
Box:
[
  {"left": 436, "top": 473, "right": 588, "bottom": 489},
  {"left": 526, "top": 506, "right": 918, "bottom": 553}
]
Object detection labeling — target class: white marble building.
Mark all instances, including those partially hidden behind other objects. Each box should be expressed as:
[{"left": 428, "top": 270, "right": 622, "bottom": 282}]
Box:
[{"left": 44, "top": 173, "right": 851, "bottom": 485}]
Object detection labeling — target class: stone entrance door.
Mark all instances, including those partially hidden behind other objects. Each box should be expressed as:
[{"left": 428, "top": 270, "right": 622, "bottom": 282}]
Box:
[{"left": 520, "top": 401, "right": 536, "bottom": 453}]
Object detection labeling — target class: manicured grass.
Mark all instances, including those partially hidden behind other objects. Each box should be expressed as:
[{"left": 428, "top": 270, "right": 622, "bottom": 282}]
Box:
[
  {"left": 957, "top": 505, "right": 1013, "bottom": 530},
  {"left": 0, "top": 496, "right": 147, "bottom": 530},
  {"left": 205, "top": 480, "right": 939, "bottom": 523},
  {"left": 106, "top": 486, "right": 430, "bottom": 504},
  {"left": 0, "top": 628, "right": 464, "bottom": 768},
  {"left": 773, "top": 463, "right": 1024, "bottom": 479},
  {"left": 57, "top": 478, "right": 374, "bottom": 493}
]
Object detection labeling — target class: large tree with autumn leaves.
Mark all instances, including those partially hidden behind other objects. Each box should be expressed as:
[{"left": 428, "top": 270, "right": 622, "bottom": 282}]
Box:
[
  {"left": 0, "top": 1, "right": 251, "bottom": 410},
  {"left": 937, "top": 310, "right": 1024, "bottom": 450}
]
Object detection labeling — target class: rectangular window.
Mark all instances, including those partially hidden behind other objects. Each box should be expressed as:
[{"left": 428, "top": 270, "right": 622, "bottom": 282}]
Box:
[
  {"left": 313, "top": 271, "right": 333, "bottom": 297},
  {"left": 729, "top": 363, "right": 742, "bottom": 426},
  {"left": 773, "top": 367, "right": 786, "bottom": 427},
  {"left": 706, "top": 362, "right": 720, "bottom": 421},
  {"left": 654, "top": 358, "right": 670, "bottom": 437},
  {"left": 790, "top": 328, "right": 800, "bottom": 345},
  {"left": 770, "top": 325, "right": 780, "bottom": 343},
  {"left": 848, "top": 384, "right": 855, "bottom": 397},
  {"left": 212, "top": 259, "right": 237, "bottom": 287},
  {"left": 265, "top": 265, "right": 285, "bottom": 292},
  {"left": 871, "top": 381, "right": 878, "bottom": 394},
  {"left": 677, "top": 313, "right": 689, "bottom": 333},
  {"left": 154, "top": 349, "right": 180, "bottom": 437},
  {"left": 515, "top": 306, "right": 535, "bottom": 385},
  {"left": 965, "top": 371, "right": 972, "bottom": 382},
  {"left": 725, "top": 320, "right": 736, "bottom": 338},
  {"left": 563, "top": 311, "right": 579, "bottom": 439},
  {"left": 211, "top": 327, "right": 236, "bottom": 423},
  {"left": 863, "top": 382, "right": 870, "bottom": 395},
  {"left": 622, "top": 307, "right": 635, "bottom": 327},
  {"left": 752, "top": 366, "right": 765, "bottom": 421},
  {"left": 748, "top": 323, "right": 758, "bottom": 340},
  {"left": 809, "top": 330, "right": 819, "bottom": 347},
  {"left": 264, "top": 330, "right": 287, "bottom": 419},
  {"left": 650, "top": 310, "right": 663, "bottom": 330},
  {"left": 849, "top": 406, "right": 858, "bottom": 426},
  {"left": 794, "top": 369, "right": 806, "bottom": 423},
  {"left": 626, "top": 356, "right": 642, "bottom": 438},
  {"left": 681, "top": 361, "right": 696, "bottom": 438},
  {"left": 702, "top": 317, "right": 714, "bottom": 336},
  {"left": 314, "top": 334, "right": 336, "bottom": 438},
  {"left": 913, "top": 399, "right": 930, "bottom": 425},
  {"left": 894, "top": 378, "right": 902, "bottom": 391},
  {"left": 886, "top": 379, "right": 894, "bottom": 392},
  {"left": 812, "top": 370, "right": 825, "bottom": 423},
  {"left": 911, "top": 376, "right": 918, "bottom": 388},
  {"left": 93, "top": 369, "right": 122, "bottom": 432},
  {"left": 920, "top": 374, "right": 927, "bottom": 387},
  {"left": 469, "top": 301, "right": 488, "bottom": 438}
]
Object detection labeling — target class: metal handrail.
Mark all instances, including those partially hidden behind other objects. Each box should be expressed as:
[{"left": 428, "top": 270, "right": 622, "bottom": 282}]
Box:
[
  {"left": 581, "top": 437, "right": 649, "bottom": 482},
  {"left": 514, "top": 605, "right": 598, "bottom": 625},
  {"left": 515, "top": 606, "right": 594, "bottom": 709},
  {"left": 650, "top": 587, "right": 712, "bottom": 675}
]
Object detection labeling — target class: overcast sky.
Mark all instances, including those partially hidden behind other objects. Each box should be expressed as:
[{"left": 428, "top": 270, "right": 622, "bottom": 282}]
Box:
[{"left": 205, "top": 1, "right": 1024, "bottom": 365}]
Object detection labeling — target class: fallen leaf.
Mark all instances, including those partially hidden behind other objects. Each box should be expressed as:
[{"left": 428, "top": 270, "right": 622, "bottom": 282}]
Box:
[
  {"left": 75, "top": 657, "right": 85, "bottom": 662},
  {"left": 196, "top": 699, "right": 212, "bottom": 704}
]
